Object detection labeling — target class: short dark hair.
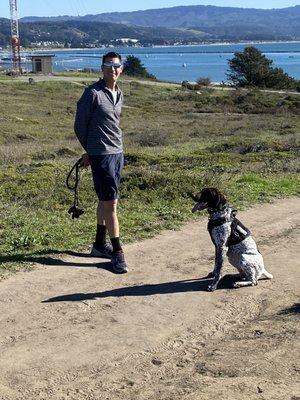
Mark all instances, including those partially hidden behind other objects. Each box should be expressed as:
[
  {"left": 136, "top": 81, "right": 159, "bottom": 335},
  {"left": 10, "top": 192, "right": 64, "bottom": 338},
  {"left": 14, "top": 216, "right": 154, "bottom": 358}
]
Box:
[{"left": 102, "top": 52, "right": 122, "bottom": 65}]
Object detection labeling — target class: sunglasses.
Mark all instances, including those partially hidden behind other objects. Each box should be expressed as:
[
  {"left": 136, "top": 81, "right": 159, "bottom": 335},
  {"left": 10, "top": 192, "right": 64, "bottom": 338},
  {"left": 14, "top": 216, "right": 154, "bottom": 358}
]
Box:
[{"left": 102, "top": 62, "right": 123, "bottom": 69}]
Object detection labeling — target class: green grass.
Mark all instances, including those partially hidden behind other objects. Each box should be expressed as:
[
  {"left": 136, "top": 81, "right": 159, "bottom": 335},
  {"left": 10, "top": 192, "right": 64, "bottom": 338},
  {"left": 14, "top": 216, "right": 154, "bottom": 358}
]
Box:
[{"left": 0, "top": 78, "right": 299, "bottom": 273}]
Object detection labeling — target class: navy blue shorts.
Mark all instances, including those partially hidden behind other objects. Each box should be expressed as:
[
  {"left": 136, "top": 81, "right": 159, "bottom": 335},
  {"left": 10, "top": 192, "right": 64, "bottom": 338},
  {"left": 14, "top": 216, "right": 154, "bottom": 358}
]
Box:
[{"left": 89, "top": 153, "right": 124, "bottom": 201}]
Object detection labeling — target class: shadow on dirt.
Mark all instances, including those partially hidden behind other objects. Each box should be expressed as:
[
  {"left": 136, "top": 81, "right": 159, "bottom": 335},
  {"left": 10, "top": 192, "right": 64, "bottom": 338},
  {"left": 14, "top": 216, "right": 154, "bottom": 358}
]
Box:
[
  {"left": 278, "top": 303, "right": 300, "bottom": 315},
  {"left": 0, "top": 250, "right": 115, "bottom": 272},
  {"left": 42, "top": 274, "right": 242, "bottom": 303}
]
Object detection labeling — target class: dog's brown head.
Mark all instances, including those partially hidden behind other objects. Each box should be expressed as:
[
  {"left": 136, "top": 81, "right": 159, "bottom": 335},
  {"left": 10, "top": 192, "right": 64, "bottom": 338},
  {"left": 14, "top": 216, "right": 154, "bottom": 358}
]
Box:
[{"left": 191, "top": 187, "right": 227, "bottom": 213}]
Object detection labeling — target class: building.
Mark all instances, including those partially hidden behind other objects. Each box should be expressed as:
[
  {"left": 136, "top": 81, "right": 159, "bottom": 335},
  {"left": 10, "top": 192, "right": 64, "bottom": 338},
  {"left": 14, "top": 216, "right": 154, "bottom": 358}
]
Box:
[
  {"left": 116, "top": 38, "right": 139, "bottom": 44},
  {"left": 30, "top": 54, "right": 55, "bottom": 74}
]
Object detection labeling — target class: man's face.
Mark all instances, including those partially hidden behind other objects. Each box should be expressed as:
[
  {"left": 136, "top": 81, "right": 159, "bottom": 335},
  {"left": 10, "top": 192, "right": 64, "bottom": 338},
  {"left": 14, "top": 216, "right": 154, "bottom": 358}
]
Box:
[{"left": 102, "top": 56, "right": 123, "bottom": 84}]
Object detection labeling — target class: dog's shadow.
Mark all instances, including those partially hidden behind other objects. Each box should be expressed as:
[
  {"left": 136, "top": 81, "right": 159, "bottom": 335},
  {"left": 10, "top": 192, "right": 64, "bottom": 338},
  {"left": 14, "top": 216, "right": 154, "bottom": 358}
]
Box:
[{"left": 42, "top": 274, "right": 241, "bottom": 303}]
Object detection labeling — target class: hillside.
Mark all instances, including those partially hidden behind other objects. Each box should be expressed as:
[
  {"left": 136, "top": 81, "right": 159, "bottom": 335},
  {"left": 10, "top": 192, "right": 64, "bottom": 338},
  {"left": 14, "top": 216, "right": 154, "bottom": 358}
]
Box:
[
  {"left": 19, "top": 5, "right": 300, "bottom": 41},
  {"left": 0, "top": 5, "right": 299, "bottom": 48},
  {"left": 0, "top": 19, "right": 208, "bottom": 48}
]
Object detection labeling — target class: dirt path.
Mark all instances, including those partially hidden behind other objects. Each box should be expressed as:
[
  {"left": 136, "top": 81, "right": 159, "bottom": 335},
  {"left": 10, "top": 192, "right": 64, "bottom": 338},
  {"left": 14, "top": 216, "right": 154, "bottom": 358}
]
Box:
[
  {"left": 11, "top": 75, "right": 300, "bottom": 95},
  {"left": 0, "top": 198, "right": 299, "bottom": 400}
]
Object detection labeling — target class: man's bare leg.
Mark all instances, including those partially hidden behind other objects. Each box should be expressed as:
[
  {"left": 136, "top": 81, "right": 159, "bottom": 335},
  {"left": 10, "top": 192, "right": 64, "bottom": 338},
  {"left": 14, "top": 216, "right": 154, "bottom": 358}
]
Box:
[
  {"left": 96, "top": 201, "right": 105, "bottom": 226},
  {"left": 98, "top": 199, "right": 120, "bottom": 239}
]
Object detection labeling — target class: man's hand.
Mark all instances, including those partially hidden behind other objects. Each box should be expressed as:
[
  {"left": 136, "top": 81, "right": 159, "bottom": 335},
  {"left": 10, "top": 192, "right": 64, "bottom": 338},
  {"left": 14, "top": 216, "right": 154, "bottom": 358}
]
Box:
[{"left": 80, "top": 153, "right": 90, "bottom": 168}]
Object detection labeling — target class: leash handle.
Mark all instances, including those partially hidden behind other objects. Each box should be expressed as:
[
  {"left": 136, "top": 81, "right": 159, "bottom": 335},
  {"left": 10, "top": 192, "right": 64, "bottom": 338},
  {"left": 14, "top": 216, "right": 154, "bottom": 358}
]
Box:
[
  {"left": 66, "top": 157, "right": 82, "bottom": 192},
  {"left": 66, "top": 158, "right": 85, "bottom": 219}
]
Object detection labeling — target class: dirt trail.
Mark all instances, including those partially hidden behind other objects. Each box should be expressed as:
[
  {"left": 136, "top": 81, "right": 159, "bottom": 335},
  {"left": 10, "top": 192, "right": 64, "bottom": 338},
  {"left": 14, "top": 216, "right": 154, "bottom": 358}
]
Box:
[
  {"left": 0, "top": 197, "right": 299, "bottom": 400},
  {"left": 13, "top": 75, "right": 300, "bottom": 95}
]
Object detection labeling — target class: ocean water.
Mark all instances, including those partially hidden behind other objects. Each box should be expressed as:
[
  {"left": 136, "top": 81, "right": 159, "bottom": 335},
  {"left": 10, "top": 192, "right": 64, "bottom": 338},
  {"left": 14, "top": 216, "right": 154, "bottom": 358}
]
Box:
[{"left": 2, "top": 41, "right": 300, "bottom": 83}]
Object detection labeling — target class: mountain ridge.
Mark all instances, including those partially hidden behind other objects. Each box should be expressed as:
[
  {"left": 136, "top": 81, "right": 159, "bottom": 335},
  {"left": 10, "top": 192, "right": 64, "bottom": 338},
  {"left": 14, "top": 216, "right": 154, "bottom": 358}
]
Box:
[
  {"left": 18, "top": 5, "right": 300, "bottom": 41},
  {"left": 20, "top": 5, "right": 300, "bottom": 21},
  {"left": 0, "top": 5, "right": 299, "bottom": 47}
]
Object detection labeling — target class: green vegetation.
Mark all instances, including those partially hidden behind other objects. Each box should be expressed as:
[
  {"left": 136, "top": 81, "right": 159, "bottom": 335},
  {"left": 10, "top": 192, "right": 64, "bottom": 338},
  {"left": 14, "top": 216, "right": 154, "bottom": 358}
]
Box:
[
  {"left": 196, "top": 77, "right": 211, "bottom": 87},
  {"left": 227, "top": 47, "right": 300, "bottom": 90},
  {"left": 0, "top": 78, "right": 299, "bottom": 273},
  {"left": 123, "top": 55, "right": 156, "bottom": 80}
]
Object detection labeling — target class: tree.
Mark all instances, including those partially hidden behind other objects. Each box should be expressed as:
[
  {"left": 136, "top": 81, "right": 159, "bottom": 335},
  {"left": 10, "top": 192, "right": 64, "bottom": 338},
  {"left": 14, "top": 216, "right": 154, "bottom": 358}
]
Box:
[
  {"left": 264, "top": 66, "right": 297, "bottom": 90},
  {"left": 227, "top": 47, "right": 298, "bottom": 89},
  {"left": 123, "top": 55, "right": 156, "bottom": 79}
]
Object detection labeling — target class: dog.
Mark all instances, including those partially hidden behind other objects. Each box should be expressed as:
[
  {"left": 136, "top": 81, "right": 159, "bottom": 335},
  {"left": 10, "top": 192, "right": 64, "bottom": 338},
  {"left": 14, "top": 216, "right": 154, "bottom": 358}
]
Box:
[{"left": 191, "top": 188, "right": 273, "bottom": 291}]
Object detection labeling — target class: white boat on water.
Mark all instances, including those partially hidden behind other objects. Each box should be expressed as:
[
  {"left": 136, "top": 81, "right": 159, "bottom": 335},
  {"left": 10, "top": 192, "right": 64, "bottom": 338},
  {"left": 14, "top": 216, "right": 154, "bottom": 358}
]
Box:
[{"left": 1, "top": 56, "right": 29, "bottom": 63}]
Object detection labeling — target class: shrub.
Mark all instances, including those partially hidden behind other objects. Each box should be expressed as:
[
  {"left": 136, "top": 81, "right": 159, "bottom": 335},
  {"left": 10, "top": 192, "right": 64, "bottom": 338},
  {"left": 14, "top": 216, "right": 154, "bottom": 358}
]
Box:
[
  {"left": 181, "top": 81, "right": 200, "bottom": 91},
  {"left": 196, "top": 77, "right": 211, "bottom": 86},
  {"left": 123, "top": 55, "right": 156, "bottom": 79},
  {"left": 227, "top": 47, "right": 297, "bottom": 90}
]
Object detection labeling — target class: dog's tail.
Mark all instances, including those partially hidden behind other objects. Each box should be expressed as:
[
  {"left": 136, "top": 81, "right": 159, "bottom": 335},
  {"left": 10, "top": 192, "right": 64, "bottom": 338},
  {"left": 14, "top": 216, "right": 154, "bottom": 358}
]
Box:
[{"left": 262, "top": 269, "right": 273, "bottom": 279}]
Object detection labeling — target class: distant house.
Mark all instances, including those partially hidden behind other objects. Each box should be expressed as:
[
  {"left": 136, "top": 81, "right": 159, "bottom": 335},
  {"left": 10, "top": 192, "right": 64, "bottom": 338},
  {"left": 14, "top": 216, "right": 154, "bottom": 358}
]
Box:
[
  {"left": 116, "top": 38, "right": 139, "bottom": 44},
  {"left": 30, "top": 54, "right": 55, "bottom": 74}
]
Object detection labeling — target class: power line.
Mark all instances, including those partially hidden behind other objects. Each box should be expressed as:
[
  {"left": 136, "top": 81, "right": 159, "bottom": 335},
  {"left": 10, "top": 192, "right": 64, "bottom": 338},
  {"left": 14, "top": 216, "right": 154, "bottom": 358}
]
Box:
[
  {"left": 44, "top": 0, "right": 78, "bottom": 17},
  {"left": 79, "top": 0, "right": 89, "bottom": 15},
  {"left": 43, "top": 0, "right": 65, "bottom": 17},
  {"left": 65, "top": 0, "right": 79, "bottom": 16},
  {"left": 74, "top": 0, "right": 87, "bottom": 16}
]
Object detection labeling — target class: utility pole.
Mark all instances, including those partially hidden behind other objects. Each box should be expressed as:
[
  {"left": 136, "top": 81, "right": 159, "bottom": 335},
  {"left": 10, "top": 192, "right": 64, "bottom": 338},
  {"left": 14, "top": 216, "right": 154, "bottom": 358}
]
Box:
[{"left": 9, "top": 0, "right": 21, "bottom": 75}]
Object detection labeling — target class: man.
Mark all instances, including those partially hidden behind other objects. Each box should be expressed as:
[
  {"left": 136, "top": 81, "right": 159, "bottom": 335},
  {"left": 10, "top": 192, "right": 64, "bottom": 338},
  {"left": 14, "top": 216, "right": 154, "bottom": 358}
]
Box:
[{"left": 74, "top": 51, "right": 128, "bottom": 273}]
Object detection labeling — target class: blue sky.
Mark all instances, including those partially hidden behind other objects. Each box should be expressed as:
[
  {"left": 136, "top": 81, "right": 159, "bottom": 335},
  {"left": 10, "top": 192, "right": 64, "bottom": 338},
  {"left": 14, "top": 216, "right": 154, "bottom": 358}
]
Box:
[{"left": 0, "top": 0, "right": 299, "bottom": 18}]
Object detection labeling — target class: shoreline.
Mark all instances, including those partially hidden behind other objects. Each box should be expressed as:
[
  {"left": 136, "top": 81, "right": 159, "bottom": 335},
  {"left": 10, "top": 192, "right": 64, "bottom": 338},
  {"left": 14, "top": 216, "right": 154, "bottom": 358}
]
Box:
[{"left": 1, "top": 40, "right": 300, "bottom": 53}]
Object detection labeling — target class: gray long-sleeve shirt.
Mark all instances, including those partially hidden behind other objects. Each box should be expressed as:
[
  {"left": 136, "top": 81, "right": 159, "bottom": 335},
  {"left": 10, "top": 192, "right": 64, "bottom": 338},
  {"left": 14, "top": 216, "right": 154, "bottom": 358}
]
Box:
[{"left": 74, "top": 79, "right": 123, "bottom": 155}]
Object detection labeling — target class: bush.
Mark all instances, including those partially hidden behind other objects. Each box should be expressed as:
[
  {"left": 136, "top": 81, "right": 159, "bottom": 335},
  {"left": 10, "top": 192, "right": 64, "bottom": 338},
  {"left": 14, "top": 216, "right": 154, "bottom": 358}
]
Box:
[
  {"left": 123, "top": 55, "right": 156, "bottom": 79},
  {"left": 196, "top": 77, "right": 211, "bottom": 86},
  {"left": 181, "top": 81, "right": 200, "bottom": 91}
]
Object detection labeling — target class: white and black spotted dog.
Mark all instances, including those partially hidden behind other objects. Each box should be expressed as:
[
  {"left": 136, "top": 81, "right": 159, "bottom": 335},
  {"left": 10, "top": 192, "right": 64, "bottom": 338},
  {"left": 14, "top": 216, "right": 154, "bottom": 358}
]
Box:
[{"left": 191, "top": 188, "right": 273, "bottom": 291}]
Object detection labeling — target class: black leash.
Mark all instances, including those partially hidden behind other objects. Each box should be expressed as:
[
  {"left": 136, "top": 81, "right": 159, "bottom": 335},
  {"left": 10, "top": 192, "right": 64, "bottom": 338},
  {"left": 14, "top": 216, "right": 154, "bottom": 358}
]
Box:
[{"left": 66, "top": 158, "right": 85, "bottom": 219}]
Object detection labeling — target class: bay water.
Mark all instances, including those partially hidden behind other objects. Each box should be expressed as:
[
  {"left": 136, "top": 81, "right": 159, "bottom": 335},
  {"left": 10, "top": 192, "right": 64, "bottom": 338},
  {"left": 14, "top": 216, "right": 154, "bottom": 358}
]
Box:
[{"left": 2, "top": 41, "right": 300, "bottom": 83}]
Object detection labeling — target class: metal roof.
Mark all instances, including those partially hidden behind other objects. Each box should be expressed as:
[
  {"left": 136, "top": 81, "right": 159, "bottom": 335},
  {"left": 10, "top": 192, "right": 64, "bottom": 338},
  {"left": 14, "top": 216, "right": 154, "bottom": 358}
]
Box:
[{"left": 29, "top": 54, "right": 55, "bottom": 58}]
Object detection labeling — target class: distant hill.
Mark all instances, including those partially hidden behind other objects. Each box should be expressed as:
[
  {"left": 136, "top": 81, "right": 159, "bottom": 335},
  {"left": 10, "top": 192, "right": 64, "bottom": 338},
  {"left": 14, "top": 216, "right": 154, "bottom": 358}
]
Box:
[
  {"left": 0, "top": 19, "right": 208, "bottom": 48},
  {"left": 0, "top": 5, "right": 299, "bottom": 48},
  {"left": 20, "top": 5, "right": 300, "bottom": 40}
]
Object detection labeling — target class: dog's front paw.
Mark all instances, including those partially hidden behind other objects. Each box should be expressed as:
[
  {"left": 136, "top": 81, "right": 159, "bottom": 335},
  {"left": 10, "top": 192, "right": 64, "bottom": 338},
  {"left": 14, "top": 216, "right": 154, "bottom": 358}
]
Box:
[
  {"left": 232, "top": 282, "right": 240, "bottom": 289},
  {"left": 207, "top": 284, "right": 217, "bottom": 292}
]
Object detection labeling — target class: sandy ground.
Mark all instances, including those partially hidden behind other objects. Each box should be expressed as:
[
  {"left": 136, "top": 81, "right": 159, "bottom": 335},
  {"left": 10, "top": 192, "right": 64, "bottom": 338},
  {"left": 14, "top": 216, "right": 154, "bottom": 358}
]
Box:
[{"left": 0, "top": 197, "right": 299, "bottom": 400}]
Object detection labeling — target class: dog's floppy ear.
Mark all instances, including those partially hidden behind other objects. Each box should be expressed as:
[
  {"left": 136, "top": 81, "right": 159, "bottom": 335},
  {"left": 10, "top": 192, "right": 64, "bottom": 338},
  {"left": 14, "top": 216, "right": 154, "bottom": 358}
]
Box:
[
  {"left": 215, "top": 190, "right": 227, "bottom": 208},
  {"left": 215, "top": 189, "right": 226, "bottom": 206},
  {"left": 218, "top": 192, "right": 227, "bottom": 206},
  {"left": 205, "top": 188, "right": 227, "bottom": 209}
]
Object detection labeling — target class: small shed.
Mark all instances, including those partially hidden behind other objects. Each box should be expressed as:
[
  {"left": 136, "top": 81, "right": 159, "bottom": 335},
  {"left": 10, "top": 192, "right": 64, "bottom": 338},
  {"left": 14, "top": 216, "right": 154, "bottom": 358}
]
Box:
[{"left": 30, "top": 54, "right": 55, "bottom": 74}]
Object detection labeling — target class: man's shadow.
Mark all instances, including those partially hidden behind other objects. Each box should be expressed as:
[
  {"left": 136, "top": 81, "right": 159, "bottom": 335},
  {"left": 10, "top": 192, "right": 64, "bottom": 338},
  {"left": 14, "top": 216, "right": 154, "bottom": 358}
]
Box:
[
  {"left": 30, "top": 250, "right": 116, "bottom": 272},
  {"left": 0, "top": 250, "right": 114, "bottom": 273},
  {"left": 42, "top": 274, "right": 240, "bottom": 303}
]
